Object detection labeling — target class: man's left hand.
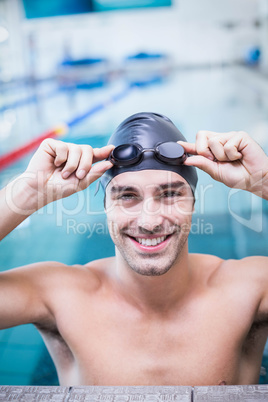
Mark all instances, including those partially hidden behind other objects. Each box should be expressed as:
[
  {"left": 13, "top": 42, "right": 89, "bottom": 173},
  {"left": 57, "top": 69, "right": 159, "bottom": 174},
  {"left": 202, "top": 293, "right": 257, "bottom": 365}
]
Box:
[{"left": 179, "top": 131, "right": 268, "bottom": 198}]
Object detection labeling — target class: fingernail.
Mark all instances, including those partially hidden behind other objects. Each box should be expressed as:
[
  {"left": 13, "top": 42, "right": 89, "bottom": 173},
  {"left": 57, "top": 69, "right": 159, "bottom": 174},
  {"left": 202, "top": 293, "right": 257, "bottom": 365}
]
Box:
[
  {"left": 76, "top": 169, "right": 86, "bottom": 179},
  {"left": 62, "top": 171, "right": 70, "bottom": 179}
]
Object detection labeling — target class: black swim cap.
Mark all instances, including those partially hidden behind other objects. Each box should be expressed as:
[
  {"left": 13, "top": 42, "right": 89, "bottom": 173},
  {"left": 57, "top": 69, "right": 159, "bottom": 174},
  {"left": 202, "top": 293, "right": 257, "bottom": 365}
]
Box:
[{"left": 100, "top": 112, "right": 198, "bottom": 194}]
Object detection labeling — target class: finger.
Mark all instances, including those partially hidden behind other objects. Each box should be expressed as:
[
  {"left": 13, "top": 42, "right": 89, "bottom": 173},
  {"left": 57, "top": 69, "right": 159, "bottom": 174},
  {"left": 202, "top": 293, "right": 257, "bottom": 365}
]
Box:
[
  {"left": 223, "top": 134, "right": 243, "bottom": 161},
  {"left": 75, "top": 145, "right": 94, "bottom": 180},
  {"left": 184, "top": 155, "right": 218, "bottom": 179},
  {"left": 207, "top": 136, "right": 227, "bottom": 161},
  {"left": 54, "top": 146, "right": 69, "bottom": 167},
  {"left": 83, "top": 160, "right": 113, "bottom": 187},
  {"left": 195, "top": 131, "right": 215, "bottom": 160},
  {"left": 177, "top": 141, "right": 197, "bottom": 155},
  {"left": 43, "top": 139, "right": 69, "bottom": 167},
  {"left": 92, "top": 145, "right": 115, "bottom": 163},
  {"left": 208, "top": 132, "right": 245, "bottom": 161},
  {"left": 61, "top": 145, "right": 82, "bottom": 179}
]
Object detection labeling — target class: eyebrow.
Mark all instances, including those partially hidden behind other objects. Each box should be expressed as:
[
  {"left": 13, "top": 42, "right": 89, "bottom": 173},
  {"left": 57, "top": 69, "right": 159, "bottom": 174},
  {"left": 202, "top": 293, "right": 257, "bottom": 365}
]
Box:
[
  {"left": 110, "top": 181, "right": 186, "bottom": 194},
  {"left": 110, "top": 185, "right": 138, "bottom": 194},
  {"left": 157, "top": 181, "right": 186, "bottom": 191}
]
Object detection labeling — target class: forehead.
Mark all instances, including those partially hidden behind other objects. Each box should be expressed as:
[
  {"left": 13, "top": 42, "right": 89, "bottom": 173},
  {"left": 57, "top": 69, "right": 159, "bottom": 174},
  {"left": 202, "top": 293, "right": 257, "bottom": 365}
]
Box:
[{"left": 106, "top": 170, "right": 189, "bottom": 193}]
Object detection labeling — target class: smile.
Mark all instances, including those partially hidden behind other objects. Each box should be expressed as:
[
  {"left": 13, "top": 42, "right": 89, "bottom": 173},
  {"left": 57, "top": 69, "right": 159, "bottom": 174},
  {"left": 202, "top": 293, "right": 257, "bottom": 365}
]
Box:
[
  {"left": 126, "top": 233, "right": 174, "bottom": 253},
  {"left": 135, "top": 236, "right": 167, "bottom": 247}
]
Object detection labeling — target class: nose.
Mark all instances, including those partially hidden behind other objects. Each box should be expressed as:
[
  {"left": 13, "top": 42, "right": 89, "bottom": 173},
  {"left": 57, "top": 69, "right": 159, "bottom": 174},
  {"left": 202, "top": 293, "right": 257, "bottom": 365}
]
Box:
[
  {"left": 136, "top": 197, "right": 164, "bottom": 233},
  {"left": 137, "top": 223, "right": 163, "bottom": 235}
]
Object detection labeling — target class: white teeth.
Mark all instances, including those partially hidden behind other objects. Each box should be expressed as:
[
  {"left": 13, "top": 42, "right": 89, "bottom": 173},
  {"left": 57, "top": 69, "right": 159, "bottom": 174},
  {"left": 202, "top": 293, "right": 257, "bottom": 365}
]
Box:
[
  {"left": 151, "top": 238, "right": 157, "bottom": 246},
  {"left": 136, "top": 236, "right": 166, "bottom": 246}
]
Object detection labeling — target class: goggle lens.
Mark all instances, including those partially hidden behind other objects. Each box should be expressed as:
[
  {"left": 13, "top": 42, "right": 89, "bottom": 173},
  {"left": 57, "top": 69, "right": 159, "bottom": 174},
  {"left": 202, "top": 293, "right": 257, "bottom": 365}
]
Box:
[
  {"left": 111, "top": 144, "right": 141, "bottom": 165},
  {"left": 156, "top": 142, "right": 185, "bottom": 161},
  {"left": 109, "top": 142, "right": 186, "bottom": 166}
]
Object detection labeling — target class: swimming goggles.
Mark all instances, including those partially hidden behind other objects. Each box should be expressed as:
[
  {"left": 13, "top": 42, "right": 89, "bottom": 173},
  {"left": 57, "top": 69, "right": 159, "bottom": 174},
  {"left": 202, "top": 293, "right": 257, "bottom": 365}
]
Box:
[{"left": 108, "top": 142, "right": 187, "bottom": 167}]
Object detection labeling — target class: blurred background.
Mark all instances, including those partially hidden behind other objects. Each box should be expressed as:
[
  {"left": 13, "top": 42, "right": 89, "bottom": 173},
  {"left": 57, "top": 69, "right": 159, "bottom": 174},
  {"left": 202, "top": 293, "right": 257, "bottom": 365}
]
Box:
[{"left": 0, "top": 0, "right": 268, "bottom": 386}]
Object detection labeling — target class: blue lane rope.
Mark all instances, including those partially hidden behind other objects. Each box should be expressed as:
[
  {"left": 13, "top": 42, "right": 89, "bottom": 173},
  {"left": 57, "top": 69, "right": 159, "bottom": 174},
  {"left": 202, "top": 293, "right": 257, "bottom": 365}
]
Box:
[
  {"left": 66, "top": 84, "right": 134, "bottom": 129},
  {"left": 0, "top": 87, "right": 61, "bottom": 113},
  {"left": 0, "top": 84, "right": 135, "bottom": 170},
  {"left": 0, "top": 77, "right": 165, "bottom": 170}
]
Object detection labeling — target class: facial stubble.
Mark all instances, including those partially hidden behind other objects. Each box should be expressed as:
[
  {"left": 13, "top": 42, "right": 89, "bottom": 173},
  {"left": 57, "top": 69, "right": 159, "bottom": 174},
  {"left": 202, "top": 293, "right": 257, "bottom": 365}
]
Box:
[{"left": 111, "top": 223, "right": 190, "bottom": 277}]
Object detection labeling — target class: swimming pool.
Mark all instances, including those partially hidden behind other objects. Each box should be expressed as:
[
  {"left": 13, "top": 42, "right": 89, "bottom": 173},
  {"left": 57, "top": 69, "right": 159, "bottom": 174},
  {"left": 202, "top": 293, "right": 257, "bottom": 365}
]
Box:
[{"left": 0, "top": 66, "right": 268, "bottom": 385}]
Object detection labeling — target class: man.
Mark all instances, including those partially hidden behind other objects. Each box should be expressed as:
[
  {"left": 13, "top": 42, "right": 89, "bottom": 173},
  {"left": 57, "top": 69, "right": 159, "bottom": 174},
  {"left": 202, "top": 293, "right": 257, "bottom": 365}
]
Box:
[{"left": 0, "top": 112, "right": 268, "bottom": 386}]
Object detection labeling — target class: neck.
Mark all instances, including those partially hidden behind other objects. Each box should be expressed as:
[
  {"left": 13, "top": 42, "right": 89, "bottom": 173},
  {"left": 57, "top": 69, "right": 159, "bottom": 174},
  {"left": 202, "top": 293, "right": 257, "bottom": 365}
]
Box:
[{"left": 114, "top": 243, "right": 192, "bottom": 314}]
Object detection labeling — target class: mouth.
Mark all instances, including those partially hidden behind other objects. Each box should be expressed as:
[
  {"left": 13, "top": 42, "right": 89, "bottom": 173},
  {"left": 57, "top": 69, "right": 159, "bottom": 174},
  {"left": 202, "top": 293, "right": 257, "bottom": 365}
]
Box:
[
  {"left": 134, "top": 235, "right": 168, "bottom": 247},
  {"left": 126, "top": 233, "right": 173, "bottom": 252}
]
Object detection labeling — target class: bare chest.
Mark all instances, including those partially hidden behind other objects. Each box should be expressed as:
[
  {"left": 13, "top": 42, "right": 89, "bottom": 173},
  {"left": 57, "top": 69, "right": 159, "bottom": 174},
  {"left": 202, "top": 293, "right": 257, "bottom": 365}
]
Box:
[
  {"left": 46, "top": 293, "right": 262, "bottom": 386},
  {"left": 74, "top": 318, "right": 239, "bottom": 385}
]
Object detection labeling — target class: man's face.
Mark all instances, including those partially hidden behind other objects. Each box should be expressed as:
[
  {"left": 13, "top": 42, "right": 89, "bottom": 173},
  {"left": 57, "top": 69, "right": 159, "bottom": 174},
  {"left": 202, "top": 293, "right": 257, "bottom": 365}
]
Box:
[{"left": 105, "top": 170, "right": 194, "bottom": 276}]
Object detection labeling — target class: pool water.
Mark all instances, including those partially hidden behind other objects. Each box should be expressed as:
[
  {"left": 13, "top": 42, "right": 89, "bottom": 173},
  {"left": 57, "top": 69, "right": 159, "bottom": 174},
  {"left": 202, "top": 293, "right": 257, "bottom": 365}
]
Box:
[{"left": 0, "top": 66, "right": 268, "bottom": 385}]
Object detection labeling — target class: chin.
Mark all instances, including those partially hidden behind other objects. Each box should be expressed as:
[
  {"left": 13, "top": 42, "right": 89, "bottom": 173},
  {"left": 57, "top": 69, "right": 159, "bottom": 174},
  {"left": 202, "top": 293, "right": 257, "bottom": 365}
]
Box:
[{"left": 127, "top": 260, "right": 174, "bottom": 277}]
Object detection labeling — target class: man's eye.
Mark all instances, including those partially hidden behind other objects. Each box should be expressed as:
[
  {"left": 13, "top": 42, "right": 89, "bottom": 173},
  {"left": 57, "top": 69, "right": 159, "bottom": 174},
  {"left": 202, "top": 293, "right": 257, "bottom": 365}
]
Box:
[
  {"left": 118, "top": 193, "right": 137, "bottom": 200},
  {"left": 161, "top": 191, "right": 182, "bottom": 198}
]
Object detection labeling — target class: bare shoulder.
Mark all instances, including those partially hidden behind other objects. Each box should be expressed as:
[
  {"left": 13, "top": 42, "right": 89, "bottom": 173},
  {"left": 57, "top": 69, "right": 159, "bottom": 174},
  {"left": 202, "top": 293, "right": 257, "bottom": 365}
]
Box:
[
  {"left": 189, "top": 253, "right": 268, "bottom": 287},
  {"left": 237, "top": 255, "right": 268, "bottom": 271},
  {"left": 189, "top": 253, "right": 268, "bottom": 321},
  {"left": 219, "top": 255, "right": 268, "bottom": 284},
  {"left": 0, "top": 258, "right": 116, "bottom": 330},
  {"left": 2, "top": 256, "right": 115, "bottom": 293},
  {"left": 41, "top": 256, "right": 116, "bottom": 289}
]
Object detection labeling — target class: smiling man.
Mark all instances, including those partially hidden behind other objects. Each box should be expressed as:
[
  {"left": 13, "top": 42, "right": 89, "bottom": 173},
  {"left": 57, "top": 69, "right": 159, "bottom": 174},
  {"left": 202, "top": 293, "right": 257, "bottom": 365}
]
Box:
[
  {"left": 102, "top": 113, "right": 197, "bottom": 279},
  {"left": 0, "top": 112, "right": 268, "bottom": 386},
  {"left": 106, "top": 170, "right": 193, "bottom": 278}
]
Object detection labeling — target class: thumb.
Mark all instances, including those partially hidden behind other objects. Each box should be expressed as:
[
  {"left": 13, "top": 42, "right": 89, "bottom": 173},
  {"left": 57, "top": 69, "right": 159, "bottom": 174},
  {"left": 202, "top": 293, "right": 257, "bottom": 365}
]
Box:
[
  {"left": 184, "top": 155, "right": 218, "bottom": 178},
  {"left": 178, "top": 141, "right": 197, "bottom": 155},
  {"left": 93, "top": 145, "right": 115, "bottom": 163},
  {"left": 83, "top": 160, "right": 113, "bottom": 187}
]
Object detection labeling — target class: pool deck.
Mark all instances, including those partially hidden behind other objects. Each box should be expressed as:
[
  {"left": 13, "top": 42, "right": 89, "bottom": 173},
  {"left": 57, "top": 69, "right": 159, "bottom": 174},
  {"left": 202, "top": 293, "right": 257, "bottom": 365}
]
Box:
[{"left": 1, "top": 385, "right": 268, "bottom": 401}]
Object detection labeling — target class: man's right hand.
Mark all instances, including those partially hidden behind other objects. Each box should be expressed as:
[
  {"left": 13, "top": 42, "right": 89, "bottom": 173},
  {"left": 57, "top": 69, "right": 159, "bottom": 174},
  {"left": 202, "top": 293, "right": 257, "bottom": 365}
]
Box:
[
  {"left": 0, "top": 139, "right": 113, "bottom": 241},
  {"left": 24, "top": 139, "right": 114, "bottom": 208}
]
